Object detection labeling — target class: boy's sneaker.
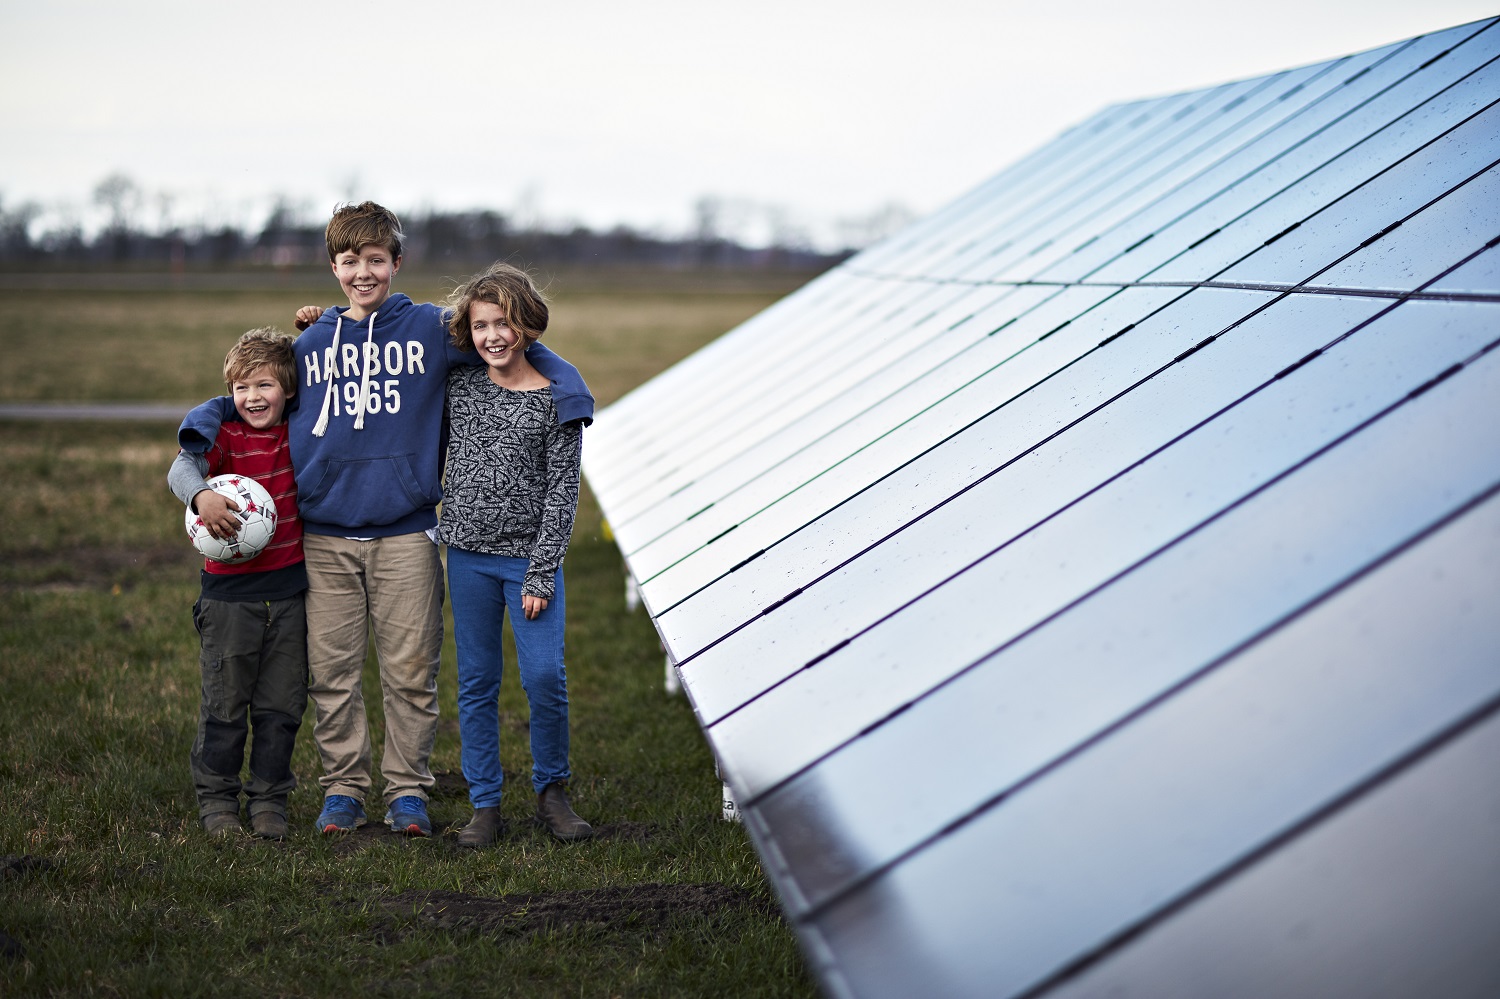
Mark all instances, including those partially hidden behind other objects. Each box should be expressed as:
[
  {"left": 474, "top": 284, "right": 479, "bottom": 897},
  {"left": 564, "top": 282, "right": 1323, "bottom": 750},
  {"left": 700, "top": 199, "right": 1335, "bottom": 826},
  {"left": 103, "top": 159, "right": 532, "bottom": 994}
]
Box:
[
  {"left": 202, "top": 811, "right": 243, "bottom": 839},
  {"left": 250, "top": 811, "right": 288, "bottom": 840},
  {"left": 384, "top": 796, "right": 432, "bottom": 837},
  {"left": 316, "top": 795, "right": 366, "bottom": 835}
]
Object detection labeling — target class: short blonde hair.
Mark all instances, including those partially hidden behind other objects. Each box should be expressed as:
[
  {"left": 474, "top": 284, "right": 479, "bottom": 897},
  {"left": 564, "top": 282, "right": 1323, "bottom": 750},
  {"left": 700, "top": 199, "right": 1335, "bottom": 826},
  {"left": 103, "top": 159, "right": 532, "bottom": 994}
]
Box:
[
  {"left": 224, "top": 328, "right": 297, "bottom": 394},
  {"left": 325, "top": 201, "right": 404, "bottom": 261},
  {"left": 446, "top": 263, "right": 549, "bottom": 353}
]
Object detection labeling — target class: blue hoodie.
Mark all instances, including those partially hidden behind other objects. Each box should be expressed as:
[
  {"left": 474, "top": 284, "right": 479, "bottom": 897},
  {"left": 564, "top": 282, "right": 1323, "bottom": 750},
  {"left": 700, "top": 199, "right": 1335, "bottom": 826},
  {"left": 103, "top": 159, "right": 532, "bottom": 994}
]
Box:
[{"left": 180, "top": 293, "right": 594, "bottom": 538}]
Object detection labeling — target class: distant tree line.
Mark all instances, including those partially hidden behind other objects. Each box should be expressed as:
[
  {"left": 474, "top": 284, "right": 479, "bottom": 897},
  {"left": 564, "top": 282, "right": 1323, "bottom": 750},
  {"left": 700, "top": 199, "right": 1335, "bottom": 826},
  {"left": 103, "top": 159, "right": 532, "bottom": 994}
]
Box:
[{"left": 0, "top": 183, "right": 853, "bottom": 273}]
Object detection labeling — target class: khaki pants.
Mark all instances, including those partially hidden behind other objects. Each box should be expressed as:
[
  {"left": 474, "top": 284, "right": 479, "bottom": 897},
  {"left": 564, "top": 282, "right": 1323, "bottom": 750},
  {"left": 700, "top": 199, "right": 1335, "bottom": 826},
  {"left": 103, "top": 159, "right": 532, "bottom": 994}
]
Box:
[{"left": 303, "top": 532, "right": 442, "bottom": 806}]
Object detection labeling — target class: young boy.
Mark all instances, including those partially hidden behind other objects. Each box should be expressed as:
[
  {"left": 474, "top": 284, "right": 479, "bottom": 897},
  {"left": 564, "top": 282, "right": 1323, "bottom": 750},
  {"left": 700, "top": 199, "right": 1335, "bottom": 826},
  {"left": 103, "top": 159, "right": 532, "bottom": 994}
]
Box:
[
  {"left": 169, "top": 328, "right": 307, "bottom": 840},
  {"left": 178, "top": 202, "right": 593, "bottom": 837},
  {"left": 439, "top": 264, "right": 592, "bottom": 846}
]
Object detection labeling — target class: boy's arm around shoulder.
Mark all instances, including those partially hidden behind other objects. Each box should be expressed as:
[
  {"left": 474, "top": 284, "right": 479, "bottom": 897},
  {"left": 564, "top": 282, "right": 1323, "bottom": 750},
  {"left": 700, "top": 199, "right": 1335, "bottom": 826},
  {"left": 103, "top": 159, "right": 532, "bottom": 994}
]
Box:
[
  {"left": 177, "top": 396, "right": 238, "bottom": 454},
  {"left": 526, "top": 342, "right": 594, "bottom": 426},
  {"left": 178, "top": 385, "right": 303, "bottom": 453},
  {"left": 439, "top": 309, "right": 594, "bottom": 424}
]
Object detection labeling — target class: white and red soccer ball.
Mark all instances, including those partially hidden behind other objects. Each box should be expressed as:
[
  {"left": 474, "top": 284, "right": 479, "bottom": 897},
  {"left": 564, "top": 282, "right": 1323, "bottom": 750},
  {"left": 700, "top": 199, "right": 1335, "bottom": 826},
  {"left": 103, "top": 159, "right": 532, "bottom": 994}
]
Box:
[{"left": 184, "top": 474, "right": 277, "bottom": 565}]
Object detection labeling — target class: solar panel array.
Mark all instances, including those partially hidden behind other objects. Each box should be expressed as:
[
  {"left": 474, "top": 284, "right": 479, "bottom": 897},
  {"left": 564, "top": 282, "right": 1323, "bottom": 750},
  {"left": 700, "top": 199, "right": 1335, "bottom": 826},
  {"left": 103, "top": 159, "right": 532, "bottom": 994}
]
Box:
[{"left": 582, "top": 17, "right": 1500, "bottom": 998}]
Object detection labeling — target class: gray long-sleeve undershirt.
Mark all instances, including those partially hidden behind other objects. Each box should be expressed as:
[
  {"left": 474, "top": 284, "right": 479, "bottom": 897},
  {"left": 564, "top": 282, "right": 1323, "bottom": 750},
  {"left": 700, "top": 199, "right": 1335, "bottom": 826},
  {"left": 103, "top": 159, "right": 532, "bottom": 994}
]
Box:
[{"left": 168, "top": 450, "right": 212, "bottom": 510}]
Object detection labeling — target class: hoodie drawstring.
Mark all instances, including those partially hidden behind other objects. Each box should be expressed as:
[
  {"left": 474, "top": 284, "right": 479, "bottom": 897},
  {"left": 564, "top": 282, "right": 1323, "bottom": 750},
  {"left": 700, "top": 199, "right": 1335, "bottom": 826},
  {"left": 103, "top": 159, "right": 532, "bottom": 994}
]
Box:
[
  {"left": 310, "top": 311, "right": 378, "bottom": 437},
  {"left": 354, "top": 312, "right": 376, "bottom": 430},
  {"left": 311, "top": 315, "right": 343, "bottom": 438}
]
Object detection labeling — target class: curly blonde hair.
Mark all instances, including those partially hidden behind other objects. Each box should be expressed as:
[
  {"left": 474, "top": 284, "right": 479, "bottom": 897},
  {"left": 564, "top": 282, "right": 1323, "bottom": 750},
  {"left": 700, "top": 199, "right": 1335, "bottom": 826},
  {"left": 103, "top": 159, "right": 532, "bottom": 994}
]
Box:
[
  {"left": 223, "top": 328, "right": 297, "bottom": 394},
  {"left": 445, "top": 263, "right": 549, "bottom": 353}
]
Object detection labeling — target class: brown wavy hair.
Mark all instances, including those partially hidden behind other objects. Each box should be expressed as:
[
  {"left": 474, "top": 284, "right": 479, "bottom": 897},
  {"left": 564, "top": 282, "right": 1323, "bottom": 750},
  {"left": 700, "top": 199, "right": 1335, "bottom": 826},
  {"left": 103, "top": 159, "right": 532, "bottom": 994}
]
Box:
[
  {"left": 446, "top": 263, "right": 549, "bottom": 353},
  {"left": 223, "top": 328, "right": 297, "bottom": 394},
  {"left": 325, "top": 201, "right": 404, "bottom": 261}
]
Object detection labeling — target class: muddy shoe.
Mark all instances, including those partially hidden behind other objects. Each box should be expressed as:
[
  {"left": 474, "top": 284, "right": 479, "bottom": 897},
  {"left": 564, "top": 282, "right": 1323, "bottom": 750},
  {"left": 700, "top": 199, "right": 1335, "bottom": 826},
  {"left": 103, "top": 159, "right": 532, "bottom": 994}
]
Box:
[
  {"left": 536, "top": 783, "right": 593, "bottom": 841},
  {"left": 456, "top": 806, "right": 505, "bottom": 848},
  {"left": 202, "top": 811, "right": 243, "bottom": 839},
  {"left": 250, "top": 811, "right": 288, "bottom": 840}
]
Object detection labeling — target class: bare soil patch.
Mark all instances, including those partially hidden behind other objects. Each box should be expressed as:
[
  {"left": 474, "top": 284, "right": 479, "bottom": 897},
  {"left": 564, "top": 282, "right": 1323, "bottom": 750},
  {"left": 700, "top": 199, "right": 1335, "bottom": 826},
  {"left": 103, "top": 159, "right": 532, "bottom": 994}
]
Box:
[
  {"left": 5, "top": 543, "right": 198, "bottom": 593},
  {"left": 429, "top": 768, "right": 471, "bottom": 800},
  {"left": 384, "top": 882, "right": 780, "bottom": 939},
  {"left": 1, "top": 856, "right": 56, "bottom": 961},
  {"left": 326, "top": 816, "right": 656, "bottom": 857},
  {"left": 1, "top": 855, "right": 58, "bottom": 879}
]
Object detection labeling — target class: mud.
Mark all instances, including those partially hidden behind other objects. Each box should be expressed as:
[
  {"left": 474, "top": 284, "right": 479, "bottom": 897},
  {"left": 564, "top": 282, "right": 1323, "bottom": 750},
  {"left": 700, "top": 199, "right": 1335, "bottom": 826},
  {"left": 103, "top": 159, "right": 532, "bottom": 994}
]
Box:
[
  {"left": 6, "top": 543, "right": 197, "bottom": 593},
  {"left": 0, "top": 856, "right": 56, "bottom": 961},
  {"left": 383, "top": 882, "right": 781, "bottom": 939}
]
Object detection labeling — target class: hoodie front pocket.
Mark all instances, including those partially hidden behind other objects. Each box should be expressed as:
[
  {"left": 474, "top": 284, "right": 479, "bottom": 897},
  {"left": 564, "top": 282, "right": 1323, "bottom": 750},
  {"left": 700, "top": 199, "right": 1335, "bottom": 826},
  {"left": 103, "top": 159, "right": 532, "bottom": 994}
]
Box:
[{"left": 299, "top": 455, "right": 430, "bottom": 527}]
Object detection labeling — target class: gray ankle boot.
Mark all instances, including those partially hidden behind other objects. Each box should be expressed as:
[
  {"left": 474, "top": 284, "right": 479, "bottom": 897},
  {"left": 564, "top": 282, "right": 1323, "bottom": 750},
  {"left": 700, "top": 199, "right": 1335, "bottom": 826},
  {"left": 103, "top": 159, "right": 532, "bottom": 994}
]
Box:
[
  {"left": 456, "top": 806, "right": 505, "bottom": 848},
  {"left": 536, "top": 783, "right": 593, "bottom": 841}
]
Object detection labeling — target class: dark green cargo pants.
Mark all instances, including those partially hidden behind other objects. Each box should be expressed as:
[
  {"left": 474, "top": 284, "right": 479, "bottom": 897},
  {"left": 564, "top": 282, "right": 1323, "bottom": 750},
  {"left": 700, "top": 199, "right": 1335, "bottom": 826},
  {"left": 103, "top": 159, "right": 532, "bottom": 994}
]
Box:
[{"left": 190, "top": 595, "right": 308, "bottom": 820}]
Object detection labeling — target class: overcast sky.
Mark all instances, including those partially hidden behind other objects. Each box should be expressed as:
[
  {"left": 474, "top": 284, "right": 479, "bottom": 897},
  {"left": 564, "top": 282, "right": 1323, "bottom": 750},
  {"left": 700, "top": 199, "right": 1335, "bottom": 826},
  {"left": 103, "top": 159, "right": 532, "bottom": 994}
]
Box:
[{"left": 1, "top": 0, "right": 1491, "bottom": 248}]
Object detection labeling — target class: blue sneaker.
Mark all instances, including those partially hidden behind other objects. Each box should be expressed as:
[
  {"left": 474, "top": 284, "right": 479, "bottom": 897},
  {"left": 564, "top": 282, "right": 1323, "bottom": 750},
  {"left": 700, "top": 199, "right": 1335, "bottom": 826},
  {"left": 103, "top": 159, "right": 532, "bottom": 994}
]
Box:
[
  {"left": 316, "top": 795, "right": 366, "bottom": 835},
  {"left": 384, "top": 796, "right": 431, "bottom": 837}
]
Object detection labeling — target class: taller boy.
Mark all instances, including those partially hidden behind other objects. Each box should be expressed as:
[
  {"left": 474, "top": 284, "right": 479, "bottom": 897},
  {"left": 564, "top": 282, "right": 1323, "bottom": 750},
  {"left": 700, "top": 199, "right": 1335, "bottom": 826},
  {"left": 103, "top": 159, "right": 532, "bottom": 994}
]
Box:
[{"left": 180, "top": 203, "right": 593, "bottom": 836}]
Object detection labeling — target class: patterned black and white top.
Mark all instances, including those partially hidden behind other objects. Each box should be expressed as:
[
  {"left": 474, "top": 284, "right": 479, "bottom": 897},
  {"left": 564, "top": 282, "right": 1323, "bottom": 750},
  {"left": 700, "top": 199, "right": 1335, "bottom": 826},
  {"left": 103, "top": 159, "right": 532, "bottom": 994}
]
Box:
[{"left": 437, "top": 365, "right": 583, "bottom": 599}]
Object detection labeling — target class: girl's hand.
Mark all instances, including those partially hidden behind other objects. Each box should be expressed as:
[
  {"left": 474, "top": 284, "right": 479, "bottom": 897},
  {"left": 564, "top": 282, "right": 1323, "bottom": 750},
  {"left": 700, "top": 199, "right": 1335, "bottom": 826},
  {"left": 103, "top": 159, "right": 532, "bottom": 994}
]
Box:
[
  {"left": 522, "top": 594, "right": 548, "bottom": 620},
  {"left": 293, "top": 305, "right": 325, "bottom": 331}
]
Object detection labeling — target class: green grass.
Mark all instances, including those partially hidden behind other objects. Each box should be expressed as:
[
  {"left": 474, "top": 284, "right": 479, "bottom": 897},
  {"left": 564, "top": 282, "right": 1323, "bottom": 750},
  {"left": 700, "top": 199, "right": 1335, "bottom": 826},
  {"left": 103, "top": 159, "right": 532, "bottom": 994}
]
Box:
[
  {"left": 0, "top": 270, "right": 809, "bottom": 408},
  {"left": 0, "top": 271, "right": 821, "bottom": 997}
]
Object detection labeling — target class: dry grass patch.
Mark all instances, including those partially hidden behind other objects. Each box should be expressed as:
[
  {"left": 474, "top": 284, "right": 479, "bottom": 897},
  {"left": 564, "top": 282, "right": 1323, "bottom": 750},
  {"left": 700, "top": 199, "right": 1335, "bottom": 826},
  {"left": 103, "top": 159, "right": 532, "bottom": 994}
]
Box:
[{"left": 1, "top": 275, "right": 797, "bottom": 409}]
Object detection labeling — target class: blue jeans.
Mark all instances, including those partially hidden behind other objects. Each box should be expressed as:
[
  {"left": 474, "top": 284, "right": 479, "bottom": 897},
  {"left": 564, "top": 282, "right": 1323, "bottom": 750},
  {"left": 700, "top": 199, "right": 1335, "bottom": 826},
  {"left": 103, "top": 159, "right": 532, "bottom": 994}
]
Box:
[{"left": 446, "top": 548, "right": 571, "bottom": 805}]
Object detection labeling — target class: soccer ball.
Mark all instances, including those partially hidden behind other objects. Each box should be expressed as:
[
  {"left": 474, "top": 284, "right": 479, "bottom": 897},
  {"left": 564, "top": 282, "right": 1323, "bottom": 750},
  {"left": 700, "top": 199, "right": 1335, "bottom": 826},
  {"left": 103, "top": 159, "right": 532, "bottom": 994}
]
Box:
[{"left": 185, "top": 473, "right": 278, "bottom": 565}]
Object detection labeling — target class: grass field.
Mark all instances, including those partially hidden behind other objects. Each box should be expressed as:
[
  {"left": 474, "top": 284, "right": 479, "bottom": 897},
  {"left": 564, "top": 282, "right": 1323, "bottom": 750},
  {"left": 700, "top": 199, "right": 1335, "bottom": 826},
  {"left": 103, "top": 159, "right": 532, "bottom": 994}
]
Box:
[
  {"left": 0, "top": 270, "right": 808, "bottom": 408},
  {"left": 0, "top": 269, "right": 822, "bottom": 997}
]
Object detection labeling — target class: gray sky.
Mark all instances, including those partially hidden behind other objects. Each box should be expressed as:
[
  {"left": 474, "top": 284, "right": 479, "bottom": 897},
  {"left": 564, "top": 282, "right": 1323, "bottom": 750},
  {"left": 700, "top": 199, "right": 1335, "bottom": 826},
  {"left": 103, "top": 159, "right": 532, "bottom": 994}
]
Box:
[{"left": 1, "top": 0, "right": 1492, "bottom": 248}]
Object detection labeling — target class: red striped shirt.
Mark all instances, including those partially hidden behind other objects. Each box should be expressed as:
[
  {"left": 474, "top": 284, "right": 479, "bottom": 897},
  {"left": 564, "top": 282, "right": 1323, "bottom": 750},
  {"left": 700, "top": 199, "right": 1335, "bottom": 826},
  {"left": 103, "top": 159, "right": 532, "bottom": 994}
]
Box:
[{"left": 202, "top": 422, "right": 303, "bottom": 575}]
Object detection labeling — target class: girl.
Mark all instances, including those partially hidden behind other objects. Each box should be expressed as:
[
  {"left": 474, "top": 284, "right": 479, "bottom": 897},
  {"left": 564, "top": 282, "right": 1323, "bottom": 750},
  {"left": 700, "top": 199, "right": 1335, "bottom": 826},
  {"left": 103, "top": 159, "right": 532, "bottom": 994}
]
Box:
[{"left": 438, "top": 263, "right": 593, "bottom": 846}]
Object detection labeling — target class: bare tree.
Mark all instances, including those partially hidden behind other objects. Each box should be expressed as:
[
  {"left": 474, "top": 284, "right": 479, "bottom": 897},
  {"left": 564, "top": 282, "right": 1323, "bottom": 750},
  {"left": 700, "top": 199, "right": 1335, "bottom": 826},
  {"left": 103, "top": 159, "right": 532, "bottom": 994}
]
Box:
[
  {"left": 0, "top": 194, "right": 42, "bottom": 256},
  {"left": 836, "top": 201, "right": 916, "bottom": 251},
  {"left": 154, "top": 191, "right": 177, "bottom": 234},
  {"left": 92, "top": 173, "right": 142, "bottom": 234},
  {"left": 92, "top": 173, "right": 143, "bottom": 261},
  {"left": 694, "top": 195, "right": 722, "bottom": 243}
]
